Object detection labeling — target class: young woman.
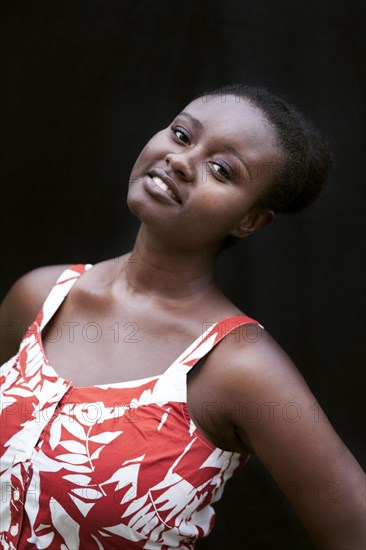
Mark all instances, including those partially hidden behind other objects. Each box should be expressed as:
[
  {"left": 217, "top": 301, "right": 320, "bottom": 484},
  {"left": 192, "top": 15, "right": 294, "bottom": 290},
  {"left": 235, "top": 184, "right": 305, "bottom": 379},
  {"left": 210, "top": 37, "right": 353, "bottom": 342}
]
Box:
[{"left": 1, "top": 85, "right": 364, "bottom": 549}]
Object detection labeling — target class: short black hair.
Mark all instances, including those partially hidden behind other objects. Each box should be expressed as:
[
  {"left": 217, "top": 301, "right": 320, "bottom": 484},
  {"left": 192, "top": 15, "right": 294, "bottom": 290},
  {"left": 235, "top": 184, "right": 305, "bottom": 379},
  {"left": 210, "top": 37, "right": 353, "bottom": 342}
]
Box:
[{"left": 194, "top": 83, "right": 333, "bottom": 252}]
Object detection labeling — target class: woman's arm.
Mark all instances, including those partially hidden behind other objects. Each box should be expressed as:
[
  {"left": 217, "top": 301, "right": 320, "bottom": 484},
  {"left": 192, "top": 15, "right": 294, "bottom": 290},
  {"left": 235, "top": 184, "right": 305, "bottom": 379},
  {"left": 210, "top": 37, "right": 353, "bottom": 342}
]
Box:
[
  {"left": 217, "top": 327, "right": 365, "bottom": 549},
  {"left": 0, "top": 264, "right": 71, "bottom": 364}
]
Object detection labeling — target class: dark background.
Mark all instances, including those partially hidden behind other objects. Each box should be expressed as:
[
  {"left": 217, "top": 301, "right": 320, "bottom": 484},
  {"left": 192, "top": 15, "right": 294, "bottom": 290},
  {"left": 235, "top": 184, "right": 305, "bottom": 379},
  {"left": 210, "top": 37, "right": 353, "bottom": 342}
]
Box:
[{"left": 1, "top": 1, "right": 364, "bottom": 548}]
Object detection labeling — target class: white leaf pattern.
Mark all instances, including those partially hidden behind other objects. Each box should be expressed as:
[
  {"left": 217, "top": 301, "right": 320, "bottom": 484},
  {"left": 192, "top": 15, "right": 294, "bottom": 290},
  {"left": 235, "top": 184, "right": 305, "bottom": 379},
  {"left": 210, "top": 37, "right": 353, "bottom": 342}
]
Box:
[
  {"left": 88, "top": 431, "right": 122, "bottom": 444},
  {"left": 57, "top": 463, "right": 92, "bottom": 473},
  {"left": 49, "top": 415, "right": 62, "bottom": 449},
  {"left": 91, "top": 533, "right": 105, "bottom": 549},
  {"left": 90, "top": 445, "right": 105, "bottom": 461},
  {"left": 56, "top": 453, "right": 89, "bottom": 464},
  {"left": 3, "top": 387, "right": 33, "bottom": 397},
  {"left": 32, "top": 531, "right": 55, "bottom": 549},
  {"left": 70, "top": 495, "right": 96, "bottom": 518},
  {"left": 63, "top": 474, "right": 92, "bottom": 485},
  {"left": 61, "top": 415, "right": 87, "bottom": 440},
  {"left": 49, "top": 498, "right": 80, "bottom": 548},
  {"left": 59, "top": 440, "right": 87, "bottom": 453}
]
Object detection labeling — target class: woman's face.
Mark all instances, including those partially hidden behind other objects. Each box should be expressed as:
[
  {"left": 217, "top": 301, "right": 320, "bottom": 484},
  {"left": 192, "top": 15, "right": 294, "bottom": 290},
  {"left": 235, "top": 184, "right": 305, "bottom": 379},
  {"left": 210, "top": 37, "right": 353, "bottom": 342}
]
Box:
[{"left": 127, "top": 94, "right": 281, "bottom": 251}]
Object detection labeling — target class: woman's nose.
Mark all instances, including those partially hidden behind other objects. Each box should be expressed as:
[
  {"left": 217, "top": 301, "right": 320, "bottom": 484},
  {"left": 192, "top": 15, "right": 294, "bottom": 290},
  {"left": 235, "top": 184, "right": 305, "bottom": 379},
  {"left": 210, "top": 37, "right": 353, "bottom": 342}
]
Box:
[{"left": 165, "top": 151, "right": 195, "bottom": 181}]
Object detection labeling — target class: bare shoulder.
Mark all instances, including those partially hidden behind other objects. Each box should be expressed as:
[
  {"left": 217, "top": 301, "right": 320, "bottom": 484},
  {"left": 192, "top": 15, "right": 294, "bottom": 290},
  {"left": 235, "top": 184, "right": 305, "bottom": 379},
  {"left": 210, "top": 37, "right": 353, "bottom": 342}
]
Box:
[
  {"left": 204, "top": 324, "right": 321, "bottom": 433},
  {"left": 193, "top": 322, "right": 301, "bottom": 395},
  {"left": 0, "top": 264, "right": 72, "bottom": 364},
  {"left": 222, "top": 324, "right": 306, "bottom": 388}
]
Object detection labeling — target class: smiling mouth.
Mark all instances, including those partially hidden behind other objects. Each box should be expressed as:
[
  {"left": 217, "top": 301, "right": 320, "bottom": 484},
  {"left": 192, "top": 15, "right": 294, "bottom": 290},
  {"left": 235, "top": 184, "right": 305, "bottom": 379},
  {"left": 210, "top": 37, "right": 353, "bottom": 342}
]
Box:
[{"left": 151, "top": 175, "right": 180, "bottom": 203}]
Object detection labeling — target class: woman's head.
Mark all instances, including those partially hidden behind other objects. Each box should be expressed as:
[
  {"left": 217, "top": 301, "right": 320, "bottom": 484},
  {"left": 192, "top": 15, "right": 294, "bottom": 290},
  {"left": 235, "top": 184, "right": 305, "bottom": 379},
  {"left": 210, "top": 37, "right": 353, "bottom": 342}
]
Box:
[
  {"left": 194, "top": 84, "right": 333, "bottom": 252},
  {"left": 127, "top": 84, "right": 332, "bottom": 255}
]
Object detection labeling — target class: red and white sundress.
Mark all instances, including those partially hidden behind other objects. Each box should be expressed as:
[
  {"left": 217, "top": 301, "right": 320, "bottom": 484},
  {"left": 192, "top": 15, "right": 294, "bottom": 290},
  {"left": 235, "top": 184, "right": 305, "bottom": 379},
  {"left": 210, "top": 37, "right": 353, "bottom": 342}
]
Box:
[{"left": 0, "top": 264, "right": 263, "bottom": 549}]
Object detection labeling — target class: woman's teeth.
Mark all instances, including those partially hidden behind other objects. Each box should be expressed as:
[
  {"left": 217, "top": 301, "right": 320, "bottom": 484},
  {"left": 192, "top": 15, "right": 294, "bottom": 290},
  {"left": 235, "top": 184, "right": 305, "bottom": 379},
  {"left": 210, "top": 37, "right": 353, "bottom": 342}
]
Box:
[
  {"left": 152, "top": 176, "right": 179, "bottom": 202},
  {"left": 152, "top": 176, "right": 169, "bottom": 191}
]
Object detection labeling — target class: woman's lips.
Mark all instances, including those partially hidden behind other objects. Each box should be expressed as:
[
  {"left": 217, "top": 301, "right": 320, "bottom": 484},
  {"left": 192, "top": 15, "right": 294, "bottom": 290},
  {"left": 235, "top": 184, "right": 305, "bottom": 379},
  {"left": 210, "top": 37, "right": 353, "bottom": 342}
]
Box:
[
  {"left": 143, "top": 175, "right": 182, "bottom": 205},
  {"left": 151, "top": 175, "right": 180, "bottom": 202},
  {"left": 148, "top": 168, "right": 183, "bottom": 204}
]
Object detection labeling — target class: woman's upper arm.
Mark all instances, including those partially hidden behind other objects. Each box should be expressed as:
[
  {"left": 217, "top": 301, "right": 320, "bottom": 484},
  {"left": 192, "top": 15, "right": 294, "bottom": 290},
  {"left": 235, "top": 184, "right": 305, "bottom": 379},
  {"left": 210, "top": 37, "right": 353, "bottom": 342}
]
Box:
[
  {"left": 0, "top": 264, "right": 71, "bottom": 364},
  {"left": 221, "top": 330, "right": 365, "bottom": 549}
]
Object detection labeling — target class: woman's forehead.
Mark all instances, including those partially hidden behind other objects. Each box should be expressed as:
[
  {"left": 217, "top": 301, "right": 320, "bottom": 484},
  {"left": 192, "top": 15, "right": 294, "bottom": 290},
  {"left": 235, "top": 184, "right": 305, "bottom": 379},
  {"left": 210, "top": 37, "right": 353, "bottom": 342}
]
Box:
[
  {"left": 179, "top": 95, "right": 273, "bottom": 143},
  {"left": 178, "top": 95, "right": 279, "bottom": 161}
]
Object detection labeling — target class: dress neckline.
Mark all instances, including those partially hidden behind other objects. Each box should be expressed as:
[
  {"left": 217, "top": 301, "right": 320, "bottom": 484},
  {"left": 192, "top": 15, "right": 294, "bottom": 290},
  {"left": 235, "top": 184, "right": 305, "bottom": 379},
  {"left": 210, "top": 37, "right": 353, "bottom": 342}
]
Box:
[
  {"left": 33, "top": 263, "right": 262, "bottom": 390},
  {"left": 37, "top": 315, "right": 256, "bottom": 390}
]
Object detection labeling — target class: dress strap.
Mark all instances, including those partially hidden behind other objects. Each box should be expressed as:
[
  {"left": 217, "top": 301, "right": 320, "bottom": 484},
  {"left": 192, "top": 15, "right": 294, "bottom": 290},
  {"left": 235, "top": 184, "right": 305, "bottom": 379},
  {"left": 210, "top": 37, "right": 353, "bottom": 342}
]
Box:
[
  {"left": 152, "top": 315, "right": 264, "bottom": 404},
  {"left": 37, "top": 264, "right": 93, "bottom": 331},
  {"left": 173, "top": 315, "right": 264, "bottom": 376}
]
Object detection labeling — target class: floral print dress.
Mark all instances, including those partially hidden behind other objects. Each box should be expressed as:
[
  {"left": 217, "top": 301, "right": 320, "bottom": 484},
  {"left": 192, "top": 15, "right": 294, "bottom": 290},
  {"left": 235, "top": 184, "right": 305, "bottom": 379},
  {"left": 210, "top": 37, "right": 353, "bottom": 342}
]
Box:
[{"left": 0, "top": 264, "right": 263, "bottom": 549}]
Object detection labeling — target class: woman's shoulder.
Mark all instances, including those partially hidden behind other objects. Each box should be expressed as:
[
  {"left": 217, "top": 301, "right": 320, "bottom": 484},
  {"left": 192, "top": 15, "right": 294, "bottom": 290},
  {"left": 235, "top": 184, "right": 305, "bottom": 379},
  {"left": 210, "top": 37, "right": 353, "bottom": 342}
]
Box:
[
  {"left": 211, "top": 321, "right": 299, "bottom": 385},
  {"left": 0, "top": 264, "right": 73, "bottom": 364},
  {"left": 191, "top": 319, "right": 303, "bottom": 407}
]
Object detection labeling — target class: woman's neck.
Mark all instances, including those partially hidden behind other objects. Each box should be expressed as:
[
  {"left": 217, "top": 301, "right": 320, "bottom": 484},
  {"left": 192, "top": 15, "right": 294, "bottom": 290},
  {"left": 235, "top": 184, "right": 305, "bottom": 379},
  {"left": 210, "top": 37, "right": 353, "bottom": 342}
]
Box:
[{"left": 116, "top": 224, "right": 220, "bottom": 302}]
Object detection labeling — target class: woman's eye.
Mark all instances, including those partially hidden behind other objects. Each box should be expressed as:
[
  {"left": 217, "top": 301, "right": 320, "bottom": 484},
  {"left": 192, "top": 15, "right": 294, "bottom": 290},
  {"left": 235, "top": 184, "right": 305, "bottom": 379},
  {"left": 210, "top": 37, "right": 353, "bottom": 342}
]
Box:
[
  {"left": 171, "top": 127, "right": 190, "bottom": 144},
  {"left": 209, "top": 161, "right": 231, "bottom": 181}
]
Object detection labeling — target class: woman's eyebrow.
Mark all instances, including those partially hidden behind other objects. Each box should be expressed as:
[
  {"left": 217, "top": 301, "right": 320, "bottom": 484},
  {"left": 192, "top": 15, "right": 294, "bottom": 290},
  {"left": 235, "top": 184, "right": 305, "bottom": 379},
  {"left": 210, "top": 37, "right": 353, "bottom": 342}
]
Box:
[{"left": 178, "top": 112, "right": 203, "bottom": 130}]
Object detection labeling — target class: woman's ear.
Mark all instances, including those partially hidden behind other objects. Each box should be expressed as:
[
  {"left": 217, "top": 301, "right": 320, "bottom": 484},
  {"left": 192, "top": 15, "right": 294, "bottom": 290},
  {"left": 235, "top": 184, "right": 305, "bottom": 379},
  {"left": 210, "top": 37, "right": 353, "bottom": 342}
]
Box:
[{"left": 229, "top": 209, "right": 275, "bottom": 238}]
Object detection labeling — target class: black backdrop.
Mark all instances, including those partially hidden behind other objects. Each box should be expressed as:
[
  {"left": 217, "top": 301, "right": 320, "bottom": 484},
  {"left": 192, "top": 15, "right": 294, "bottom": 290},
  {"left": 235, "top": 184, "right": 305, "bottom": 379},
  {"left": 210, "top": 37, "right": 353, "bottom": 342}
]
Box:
[{"left": 1, "top": 1, "right": 365, "bottom": 548}]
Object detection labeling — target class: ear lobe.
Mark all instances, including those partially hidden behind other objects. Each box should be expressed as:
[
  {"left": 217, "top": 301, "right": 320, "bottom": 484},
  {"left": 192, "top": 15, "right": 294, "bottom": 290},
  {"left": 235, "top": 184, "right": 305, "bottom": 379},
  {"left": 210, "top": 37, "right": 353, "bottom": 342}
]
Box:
[{"left": 229, "top": 209, "right": 275, "bottom": 239}]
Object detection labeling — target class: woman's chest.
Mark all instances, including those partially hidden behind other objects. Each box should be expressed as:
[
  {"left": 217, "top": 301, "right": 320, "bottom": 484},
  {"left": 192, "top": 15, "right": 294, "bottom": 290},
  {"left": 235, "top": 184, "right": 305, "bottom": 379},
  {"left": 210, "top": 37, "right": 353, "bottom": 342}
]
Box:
[
  {"left": 39, "top": 308, "right": 243, "bottom": 452},
  {"left": 41, "top": 305, "right": 205, "bottom": 385}
]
